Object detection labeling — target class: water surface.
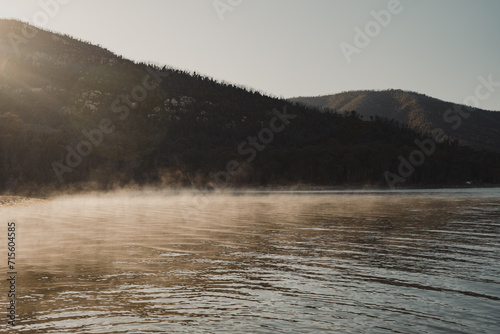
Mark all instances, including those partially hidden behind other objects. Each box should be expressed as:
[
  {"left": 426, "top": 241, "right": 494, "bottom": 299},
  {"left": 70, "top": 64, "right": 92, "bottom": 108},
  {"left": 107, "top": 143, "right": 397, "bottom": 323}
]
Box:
[{"left": 0, "top": 189, "right": 499, "bottom": 333}]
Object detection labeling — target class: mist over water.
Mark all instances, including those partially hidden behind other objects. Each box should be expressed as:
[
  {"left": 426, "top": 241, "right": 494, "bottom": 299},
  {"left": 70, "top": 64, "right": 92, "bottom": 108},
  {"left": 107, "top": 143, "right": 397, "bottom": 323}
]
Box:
[{"left": 0, "top": 189, "right": 499, "bottom": 333}]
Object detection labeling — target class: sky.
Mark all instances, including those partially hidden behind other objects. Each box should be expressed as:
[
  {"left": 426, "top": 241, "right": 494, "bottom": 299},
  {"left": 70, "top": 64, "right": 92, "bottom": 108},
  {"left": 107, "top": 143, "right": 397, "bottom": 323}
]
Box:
[{"left": 1, "top": 0, "right": 500, "bottom": 110}]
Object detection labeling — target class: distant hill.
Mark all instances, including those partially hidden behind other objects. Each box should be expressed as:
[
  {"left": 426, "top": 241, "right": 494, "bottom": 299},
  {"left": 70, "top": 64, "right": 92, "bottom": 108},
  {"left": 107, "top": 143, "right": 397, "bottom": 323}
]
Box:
[
  {"left": 1, "top": 20, "right": 500, "bottom": 192},
  {"left": 291, "top": 90, "right": 500, "bottom": 152}
]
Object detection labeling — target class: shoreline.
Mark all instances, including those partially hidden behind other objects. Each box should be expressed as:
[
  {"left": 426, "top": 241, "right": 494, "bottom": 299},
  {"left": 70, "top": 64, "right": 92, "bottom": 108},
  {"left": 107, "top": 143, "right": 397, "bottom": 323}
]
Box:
[
  {"left": 0, "top": 196, "right": 47, "bottom": 207},
  {"left": 1, "top": 184, "right": 499, "bottom": 202}
]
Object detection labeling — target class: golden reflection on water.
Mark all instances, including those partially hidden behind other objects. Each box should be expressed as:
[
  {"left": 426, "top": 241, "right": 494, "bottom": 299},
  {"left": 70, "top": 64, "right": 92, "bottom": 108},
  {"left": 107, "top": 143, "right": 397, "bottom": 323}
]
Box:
[{"left": 0, "top": 190, "right": 499, "bottom": 333}]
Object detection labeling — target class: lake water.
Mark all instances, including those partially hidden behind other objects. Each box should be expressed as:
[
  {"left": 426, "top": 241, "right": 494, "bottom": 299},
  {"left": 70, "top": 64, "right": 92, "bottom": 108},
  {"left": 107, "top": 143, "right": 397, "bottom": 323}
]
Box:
[{"left": 0, "top": 189, "right": 499, "bottom": 333}]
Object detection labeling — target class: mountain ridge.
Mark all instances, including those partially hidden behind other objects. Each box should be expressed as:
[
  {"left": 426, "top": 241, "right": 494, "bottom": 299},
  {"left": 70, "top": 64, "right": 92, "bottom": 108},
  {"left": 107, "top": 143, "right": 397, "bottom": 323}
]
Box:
[
  {"left": 290, "top": 90, "right": 500, "bottom": 152},
  {"left": 1, "top": 19, "right": 500, "bottom": 193}
]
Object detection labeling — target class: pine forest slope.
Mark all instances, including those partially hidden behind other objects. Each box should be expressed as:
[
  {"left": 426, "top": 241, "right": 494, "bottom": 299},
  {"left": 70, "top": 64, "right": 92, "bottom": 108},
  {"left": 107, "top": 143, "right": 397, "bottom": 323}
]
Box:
[
  {"left": 1, "top": 20, "right": 500, "bottom": 193},
  {"left": 291, "top": 90, "right": 500, "bottom": 153}
]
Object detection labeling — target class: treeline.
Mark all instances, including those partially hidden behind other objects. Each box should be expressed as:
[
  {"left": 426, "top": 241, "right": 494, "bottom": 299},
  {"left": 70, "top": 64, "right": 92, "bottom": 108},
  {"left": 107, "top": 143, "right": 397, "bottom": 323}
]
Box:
[{"left": 1, "top": 20, "right": 500, "bottom": 194}]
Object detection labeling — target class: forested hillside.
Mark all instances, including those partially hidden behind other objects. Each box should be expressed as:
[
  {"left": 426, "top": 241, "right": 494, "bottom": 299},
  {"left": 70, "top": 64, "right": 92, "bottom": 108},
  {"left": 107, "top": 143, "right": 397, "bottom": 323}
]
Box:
[
  {"left": 1, "top": 20, "right": 500, "bottom": 193},
  {"left": 291, "top": 90, "right": 500, "bottom": 152}
]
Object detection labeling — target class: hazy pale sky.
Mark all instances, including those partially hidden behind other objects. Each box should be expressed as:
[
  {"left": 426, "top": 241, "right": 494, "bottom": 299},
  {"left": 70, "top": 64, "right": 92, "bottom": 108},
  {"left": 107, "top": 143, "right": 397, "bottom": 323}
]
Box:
[{"left": 1, "top": 0, "right": 499, "bottom": 110}]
